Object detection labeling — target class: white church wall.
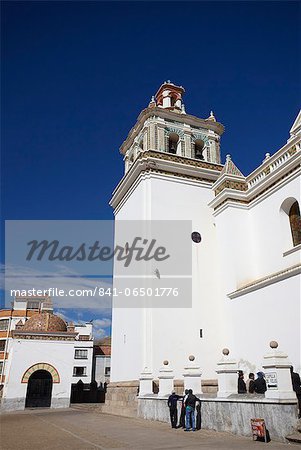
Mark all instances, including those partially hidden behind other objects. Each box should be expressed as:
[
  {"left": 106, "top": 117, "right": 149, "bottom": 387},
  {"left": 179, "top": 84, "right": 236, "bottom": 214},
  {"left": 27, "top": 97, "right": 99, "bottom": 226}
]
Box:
[
  {"left": 111, "top": 173, "right": 226, "bottom": 381},
  {"left": 149, "top": 175, "right": 224, "bottom": 379},
  {"left": 222, "top": 274, "right": 300, "bottom": 374},
  {"left": 214, "top": 174, "right": 300, "bottom": 376},
  {"left": 214, "top": 206, "right": 257, "bottom": 294},
  {"left": 111, "top": 177, "right": 151, "bottom": 382},
  {"left": 110, "top": 306, "right": 145, "bottom": 382}
]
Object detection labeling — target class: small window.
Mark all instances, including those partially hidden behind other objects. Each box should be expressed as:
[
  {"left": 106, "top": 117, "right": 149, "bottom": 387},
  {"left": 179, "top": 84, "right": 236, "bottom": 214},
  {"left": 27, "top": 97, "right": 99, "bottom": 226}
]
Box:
[
  {"left": 105, "top": 367, "right": 111, "bottom": 376},
  {"left": 73, "top": 366, "right": 87, "bottom": 377},
  {"left": 74, "top": 349, "right": 88, "bottom": 359},
  {"left": 0, "top": 320, "right": 9, "bottom": 331},
  {"left": 0, "top": 361, "right": 3, "bottom": 372},
  {"left": 0, "top": 340, "right": 6, "bottom": 351},
  {"left": 289, "top": 201, "right": 301, "bottom": 246}
]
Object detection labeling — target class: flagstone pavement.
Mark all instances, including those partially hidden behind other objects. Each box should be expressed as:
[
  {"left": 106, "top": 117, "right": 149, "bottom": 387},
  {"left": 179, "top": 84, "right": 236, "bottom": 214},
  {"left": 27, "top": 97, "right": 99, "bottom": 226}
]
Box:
[{"left": 0, "top": 407, "right": 291, "bottom": 450}]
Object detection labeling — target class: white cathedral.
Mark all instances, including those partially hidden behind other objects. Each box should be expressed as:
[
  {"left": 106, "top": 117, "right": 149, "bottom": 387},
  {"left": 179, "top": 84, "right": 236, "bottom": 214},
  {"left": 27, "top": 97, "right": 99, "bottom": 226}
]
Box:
[{"left": 109, "top": 82, "right": 301, "bottom": 393}]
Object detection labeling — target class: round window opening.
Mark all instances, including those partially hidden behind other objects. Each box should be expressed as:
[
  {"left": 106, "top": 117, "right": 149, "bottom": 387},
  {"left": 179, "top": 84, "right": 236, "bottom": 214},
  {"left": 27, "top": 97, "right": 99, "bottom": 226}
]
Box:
[{"left": 191, "top": 232, "right": 202, "bottom": 243}]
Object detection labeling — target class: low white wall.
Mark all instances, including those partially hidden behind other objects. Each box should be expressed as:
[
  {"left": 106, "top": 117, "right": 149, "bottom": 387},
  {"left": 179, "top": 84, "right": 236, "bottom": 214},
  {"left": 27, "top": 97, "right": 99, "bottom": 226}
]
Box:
[{"left": 138, "top": 396, "right": 299, "bottom": 442}]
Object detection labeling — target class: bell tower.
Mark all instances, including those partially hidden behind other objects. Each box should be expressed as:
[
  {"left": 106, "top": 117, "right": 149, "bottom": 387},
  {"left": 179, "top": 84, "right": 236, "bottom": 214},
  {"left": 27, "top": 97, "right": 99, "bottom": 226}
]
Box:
[
  {"left": 120, "top": 81, "right": 224, "bottom": 175},
  {"left": 110, "top": 82, "right": 225, "bottom": 384}
]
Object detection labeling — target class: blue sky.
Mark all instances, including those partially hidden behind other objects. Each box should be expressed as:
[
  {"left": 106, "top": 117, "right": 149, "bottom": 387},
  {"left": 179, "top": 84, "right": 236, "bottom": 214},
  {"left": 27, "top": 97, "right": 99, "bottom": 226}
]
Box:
[{"left": 1, "top": 1, "right": 300, "bottom": 336}]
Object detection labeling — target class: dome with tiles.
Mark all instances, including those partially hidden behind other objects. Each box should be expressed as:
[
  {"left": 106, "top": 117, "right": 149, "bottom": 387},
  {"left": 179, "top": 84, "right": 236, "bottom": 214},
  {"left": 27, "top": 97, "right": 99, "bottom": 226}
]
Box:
[{"left": 22, "top": 312, "right": 67, "bottom": 332}]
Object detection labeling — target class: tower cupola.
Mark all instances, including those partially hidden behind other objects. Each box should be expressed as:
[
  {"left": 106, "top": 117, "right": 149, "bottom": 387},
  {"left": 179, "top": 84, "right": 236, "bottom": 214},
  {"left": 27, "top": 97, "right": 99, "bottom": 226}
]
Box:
[{"left": 155, "top": 81, "right": 185, "bottom": 112}]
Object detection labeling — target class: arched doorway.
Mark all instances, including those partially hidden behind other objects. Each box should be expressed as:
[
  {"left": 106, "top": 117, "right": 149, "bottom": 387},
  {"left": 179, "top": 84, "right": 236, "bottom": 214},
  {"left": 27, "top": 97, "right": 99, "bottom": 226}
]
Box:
[{"left": 25, "top": 370, "right": 53, "bottom": 408}]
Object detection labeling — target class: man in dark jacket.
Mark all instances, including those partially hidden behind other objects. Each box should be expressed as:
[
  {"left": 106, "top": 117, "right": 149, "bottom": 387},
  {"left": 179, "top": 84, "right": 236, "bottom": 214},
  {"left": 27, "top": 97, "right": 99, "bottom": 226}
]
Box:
[
  {"left": 290, "top": 366, "right": 301, "bottom": 418},
  {"left": 254, "top": 372, "right": 267, "bottom": 394},
  {"left": 184, "top": 389, "right": 198, "bottom": 431},
  {"left": 167, "top": 391, "right": 181, "bottom": 428}
]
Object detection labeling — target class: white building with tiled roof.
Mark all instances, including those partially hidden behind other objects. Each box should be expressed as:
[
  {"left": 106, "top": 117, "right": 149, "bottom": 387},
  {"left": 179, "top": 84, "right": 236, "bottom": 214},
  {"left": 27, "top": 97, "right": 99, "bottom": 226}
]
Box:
[{"left": 0, "top": 296, "right": 93, "bottom": 411}]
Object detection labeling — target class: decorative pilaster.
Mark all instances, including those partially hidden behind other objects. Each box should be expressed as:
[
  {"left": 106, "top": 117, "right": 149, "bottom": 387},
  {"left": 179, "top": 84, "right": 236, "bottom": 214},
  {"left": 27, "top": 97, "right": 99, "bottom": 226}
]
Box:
[
  {"left": 143, "top": 129, "right": 148, "bottom": 151},
  {"left": 180, "top": 140, "right": 185, "bottom": 156},
  {"left": 216, "top": 348, "right": 238, "bottom": 398},
  {"left": 149, "top": 123, "right": 156, "bottom": 150},
  {"left": 183, "top": 355, "right": 202, "bottom": 395},
  {"left": 184, "top": 134, "right": 191, "bottom": 158},
  {"left": 139, "top": 368, "right": 153, "bottom": 396},
  {"left": 158, "top": 360, "right": 174, "bottom": 397},
  {"left": 262, "top": 341, "right": 296, "bottom": 400},
  {"left": 158, "top": 126, "right": 165, "bottom": 152}
]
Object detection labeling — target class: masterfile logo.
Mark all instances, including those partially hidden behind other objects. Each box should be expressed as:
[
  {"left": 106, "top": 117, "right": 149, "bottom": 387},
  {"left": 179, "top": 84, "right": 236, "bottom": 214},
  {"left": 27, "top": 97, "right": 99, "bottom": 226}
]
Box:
[{"left": 5, "top": 220, "right": 192, "bottom": 309}]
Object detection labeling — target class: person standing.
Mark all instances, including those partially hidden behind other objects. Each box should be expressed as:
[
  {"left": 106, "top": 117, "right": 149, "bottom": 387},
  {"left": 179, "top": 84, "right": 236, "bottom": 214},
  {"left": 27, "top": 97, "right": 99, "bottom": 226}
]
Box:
[
  {"left": 254, "top": 372, "right": 267, "bottom": 394},
  {"left": 184, "top": 389, "right": 197, "bottom": 431},
  {"left": 167, "top": 391, "right": 181, "bottom": 428},
  {"left": 238, "top": 370, "right": 247, "bottom": 393},
  {"left": 179, "top": 389, "right": 189, "bottom": 428},
  {"left": 290, "top": 366, "right": 301, "bottom": 419},
  {"left": 195, "top": 399, "right": 202, "bottom": 430},
  {"left": 246, "top": 373, "right": 255, "bottom": 393}
]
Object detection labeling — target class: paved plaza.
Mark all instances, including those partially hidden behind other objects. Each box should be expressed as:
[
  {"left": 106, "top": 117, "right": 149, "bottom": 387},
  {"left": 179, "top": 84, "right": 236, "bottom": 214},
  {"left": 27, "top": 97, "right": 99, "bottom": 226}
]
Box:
[{"left": 0, "top": 407, "right": 292, "bottom": 450}]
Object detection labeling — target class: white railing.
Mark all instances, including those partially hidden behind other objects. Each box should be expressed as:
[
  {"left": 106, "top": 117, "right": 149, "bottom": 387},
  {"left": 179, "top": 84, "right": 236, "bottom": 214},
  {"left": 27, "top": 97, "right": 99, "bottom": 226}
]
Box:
[{"left": 247, "top": 142, "right": 300, "bottom": 189}]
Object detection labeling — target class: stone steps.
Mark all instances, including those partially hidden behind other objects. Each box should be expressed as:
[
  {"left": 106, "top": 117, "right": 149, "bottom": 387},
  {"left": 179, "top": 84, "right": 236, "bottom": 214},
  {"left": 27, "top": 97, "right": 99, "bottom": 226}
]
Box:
[
  {"left": 70, "top": 403, "right": 103, "bottom": 411},
  {"left": 70, "top": 401, "right": 138, "bottom": 418},
  {"left": 100, "top": 404, "right": 137, "bottom": 418}
]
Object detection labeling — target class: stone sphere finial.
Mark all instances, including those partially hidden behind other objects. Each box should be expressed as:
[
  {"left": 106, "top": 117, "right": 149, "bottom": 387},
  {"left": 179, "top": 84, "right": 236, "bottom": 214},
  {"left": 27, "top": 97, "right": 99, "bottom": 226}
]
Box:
[
  {"left": 270, "top": 340, "right": 278, "bottom": 349},
  {"left": 188, "top": 355, "right": 195, "bottom": 361},
  {"left": 222, "top": 348, "right": 230, "bottom": 356},
  {"left": 163, "top": 360, "right": 169, "bottom": 366}
]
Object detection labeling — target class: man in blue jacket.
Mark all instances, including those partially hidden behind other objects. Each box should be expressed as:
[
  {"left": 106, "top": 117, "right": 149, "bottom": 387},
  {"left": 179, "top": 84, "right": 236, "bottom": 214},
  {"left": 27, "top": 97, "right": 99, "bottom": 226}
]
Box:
[{"left": 167, "top": 391, "right": 181, "bottom": 428}]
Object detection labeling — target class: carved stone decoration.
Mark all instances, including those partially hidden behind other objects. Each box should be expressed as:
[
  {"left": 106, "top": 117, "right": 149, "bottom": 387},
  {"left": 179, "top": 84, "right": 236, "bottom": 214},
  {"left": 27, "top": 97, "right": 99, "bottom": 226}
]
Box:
[
  {"left": 192, "top": 132, "right": 209, "bottom": 143},
  {"left": 165, "top": 126, "right": 185, "bottom": 138}
]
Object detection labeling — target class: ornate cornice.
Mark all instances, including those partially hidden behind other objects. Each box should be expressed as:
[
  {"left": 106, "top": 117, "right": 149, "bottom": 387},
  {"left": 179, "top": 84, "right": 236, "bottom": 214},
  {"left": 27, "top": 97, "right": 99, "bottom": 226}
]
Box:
[
  {"left": 13, "top": 330, "right": 77, "bottom": 341},
  {"left": 140, "top": 150, "right": 223, "bottom": 172},
  {"left": 228, "top": 264, "right": 301, "bottom": 299},
  {"left": 215, "top": 178, "right": 248, "bottom": 195},
  {"left": 110, "top": 150, "right": 223, "bottom": 212}
]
